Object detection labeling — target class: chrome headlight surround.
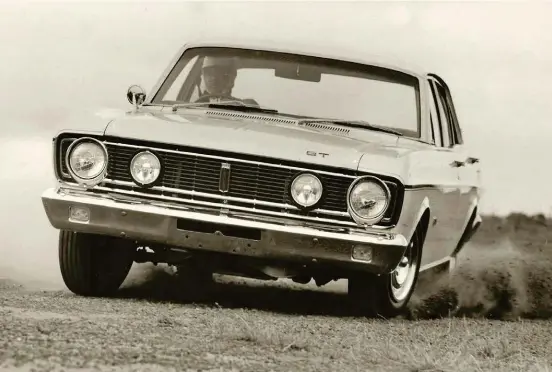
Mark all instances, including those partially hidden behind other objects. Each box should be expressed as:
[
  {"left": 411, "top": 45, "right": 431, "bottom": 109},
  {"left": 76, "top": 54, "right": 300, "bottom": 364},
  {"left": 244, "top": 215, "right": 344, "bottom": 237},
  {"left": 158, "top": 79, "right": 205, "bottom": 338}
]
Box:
[
  {"left": 347, "top": 175, "right": 391, "bottom": 226},
  {"left": 64, "top": 137, "right": 109, "bottom": 187},
  {"left": 288, "top": 172, "right": 324, "bottom": 211},
  {"left": 129, "top": 150, "right": 162, "bottom": 187}
]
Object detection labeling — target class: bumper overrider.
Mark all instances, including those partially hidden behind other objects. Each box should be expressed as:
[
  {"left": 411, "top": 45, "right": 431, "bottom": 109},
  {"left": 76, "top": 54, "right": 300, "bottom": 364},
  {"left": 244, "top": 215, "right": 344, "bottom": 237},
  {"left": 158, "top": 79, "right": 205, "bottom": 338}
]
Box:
[{"left": 41, "top": 186, "right": 409, "bottom": 274}]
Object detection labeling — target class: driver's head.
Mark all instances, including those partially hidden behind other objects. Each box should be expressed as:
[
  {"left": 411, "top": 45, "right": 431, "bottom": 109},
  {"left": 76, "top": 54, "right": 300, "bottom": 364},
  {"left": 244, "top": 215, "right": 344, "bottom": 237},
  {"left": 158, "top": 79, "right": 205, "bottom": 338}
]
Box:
[{"left": 202, "top": 56, "right": 237, "bottom": 96}]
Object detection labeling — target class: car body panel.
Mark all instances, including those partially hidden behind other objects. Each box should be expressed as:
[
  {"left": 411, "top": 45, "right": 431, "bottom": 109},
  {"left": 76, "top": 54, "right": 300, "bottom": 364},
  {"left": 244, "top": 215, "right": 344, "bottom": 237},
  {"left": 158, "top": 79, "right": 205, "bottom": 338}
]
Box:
[
  {"left": 42, "top": 39, "right": 482, "bottom": 283},
  {"left": 103, "top": 109, "right": 406, "bottom": 172}
]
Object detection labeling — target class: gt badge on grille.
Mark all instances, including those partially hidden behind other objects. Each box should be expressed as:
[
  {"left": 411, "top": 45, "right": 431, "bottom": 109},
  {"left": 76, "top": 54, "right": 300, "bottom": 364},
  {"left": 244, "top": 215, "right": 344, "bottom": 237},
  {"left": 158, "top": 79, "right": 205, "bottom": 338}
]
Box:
[{"left": 219, "top": 162, "right": 231, "bottom": 193}]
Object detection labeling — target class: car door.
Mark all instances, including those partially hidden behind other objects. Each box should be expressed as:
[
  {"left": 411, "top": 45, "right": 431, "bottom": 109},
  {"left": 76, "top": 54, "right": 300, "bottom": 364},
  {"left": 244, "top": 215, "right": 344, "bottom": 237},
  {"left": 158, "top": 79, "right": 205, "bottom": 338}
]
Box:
[
  {"left": 415, "top": 78, "right": 463, "bottom": 268},
  {"left": 430, "top": 74, "right": 481, "bottom": 240},
  {"left": 429, "top": 76, "right": 475, "bottom": 256}
]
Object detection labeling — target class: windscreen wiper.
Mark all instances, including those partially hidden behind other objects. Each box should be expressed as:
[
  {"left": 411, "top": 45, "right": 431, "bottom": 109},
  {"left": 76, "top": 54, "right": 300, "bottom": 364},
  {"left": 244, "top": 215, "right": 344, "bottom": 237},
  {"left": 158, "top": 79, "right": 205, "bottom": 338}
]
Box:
[
  {"left": 172, "top": 101, "right": 278, "bottom": 114},
  {"left": 299, "top": 118, "right": 403, "bottom": 136}
]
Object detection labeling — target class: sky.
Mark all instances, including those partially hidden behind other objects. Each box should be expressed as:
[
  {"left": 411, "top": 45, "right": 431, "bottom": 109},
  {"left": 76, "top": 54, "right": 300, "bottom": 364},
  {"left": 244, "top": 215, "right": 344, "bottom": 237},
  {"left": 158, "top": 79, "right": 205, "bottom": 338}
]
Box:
[{"left": 1, "top": 0, "right": 552, "bottom": 217}]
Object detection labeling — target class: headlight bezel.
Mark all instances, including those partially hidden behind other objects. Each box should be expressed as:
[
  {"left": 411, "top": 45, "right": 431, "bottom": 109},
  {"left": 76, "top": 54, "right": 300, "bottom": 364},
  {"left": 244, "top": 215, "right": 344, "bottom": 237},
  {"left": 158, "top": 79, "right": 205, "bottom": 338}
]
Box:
[
  {"left": 288, "top": 171, "right": 325, "bottom": 211},
  {"left": 346, "top": 175, "right": 391, "bottom": 226},
  {"left": 64, "top": 137, "right": 109, "bottom": 187},
  {"left": 129, "top": 149, "right": 164, "bottom": 188}
]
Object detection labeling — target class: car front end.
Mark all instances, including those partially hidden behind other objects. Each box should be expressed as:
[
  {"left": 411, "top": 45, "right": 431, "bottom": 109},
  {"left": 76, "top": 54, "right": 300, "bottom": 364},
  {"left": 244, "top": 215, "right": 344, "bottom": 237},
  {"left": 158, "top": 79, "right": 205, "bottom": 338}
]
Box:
[{"left": 42, "top": 129, "right": 412, "bottom": 278}]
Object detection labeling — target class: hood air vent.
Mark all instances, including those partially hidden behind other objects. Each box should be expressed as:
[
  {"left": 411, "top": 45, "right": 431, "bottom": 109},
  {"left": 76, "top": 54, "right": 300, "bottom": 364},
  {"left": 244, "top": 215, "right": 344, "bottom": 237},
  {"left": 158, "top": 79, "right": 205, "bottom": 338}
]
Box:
[
  {"left": 205, "top": 110, "right": 350, "bottom": 136},
  {"left": 299, "top": 122, "right": 351, "bottom": 136},
  {"left": 205, "top": 110, "right": 298, "bottom": 125}
]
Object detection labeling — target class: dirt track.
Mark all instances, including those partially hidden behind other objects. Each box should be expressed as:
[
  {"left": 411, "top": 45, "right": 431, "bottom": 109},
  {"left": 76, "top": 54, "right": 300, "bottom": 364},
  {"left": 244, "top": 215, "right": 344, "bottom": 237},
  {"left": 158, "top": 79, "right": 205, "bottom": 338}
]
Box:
[{"left": 2, "top": 214, "right": 552, "bottom": 371}]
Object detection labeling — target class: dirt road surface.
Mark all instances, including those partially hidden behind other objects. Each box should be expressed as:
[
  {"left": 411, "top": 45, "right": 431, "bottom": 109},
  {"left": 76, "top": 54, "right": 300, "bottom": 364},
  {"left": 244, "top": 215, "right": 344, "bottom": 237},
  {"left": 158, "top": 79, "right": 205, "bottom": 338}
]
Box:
[{"left": 2, "top": 215, "right": 552, "bottom": 372}]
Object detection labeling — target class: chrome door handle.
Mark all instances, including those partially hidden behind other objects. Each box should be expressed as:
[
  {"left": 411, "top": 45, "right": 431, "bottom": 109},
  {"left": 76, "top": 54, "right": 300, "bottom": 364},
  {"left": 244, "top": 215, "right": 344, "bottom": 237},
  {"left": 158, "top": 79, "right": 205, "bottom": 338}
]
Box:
[
  {"left": 450, "top": 160, "right": 465, "bottom": 167},
  {"left": 466, "top": 157, "right": 479, "bottom": 164}
]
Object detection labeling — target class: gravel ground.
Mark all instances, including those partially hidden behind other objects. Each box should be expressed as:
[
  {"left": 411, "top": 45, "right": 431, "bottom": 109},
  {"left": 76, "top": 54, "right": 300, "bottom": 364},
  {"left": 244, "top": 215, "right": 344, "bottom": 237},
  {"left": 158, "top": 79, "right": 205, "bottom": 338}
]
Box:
[{"left": 2, "top": 214, "right": 552, "bottom": 372}]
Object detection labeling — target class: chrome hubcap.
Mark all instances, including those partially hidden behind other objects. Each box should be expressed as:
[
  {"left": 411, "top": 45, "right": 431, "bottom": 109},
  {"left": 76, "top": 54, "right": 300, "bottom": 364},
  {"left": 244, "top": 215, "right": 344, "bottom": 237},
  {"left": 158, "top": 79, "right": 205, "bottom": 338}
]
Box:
[{"left": 390, "top": 241, "right": 418, "bottom": 302}]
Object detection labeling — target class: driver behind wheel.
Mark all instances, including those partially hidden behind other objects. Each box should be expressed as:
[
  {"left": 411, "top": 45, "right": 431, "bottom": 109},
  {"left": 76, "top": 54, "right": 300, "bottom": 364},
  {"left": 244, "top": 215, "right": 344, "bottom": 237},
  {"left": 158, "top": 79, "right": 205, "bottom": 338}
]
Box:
[{"left": 195, "top": 56, "right": 258, "bottom": 106}]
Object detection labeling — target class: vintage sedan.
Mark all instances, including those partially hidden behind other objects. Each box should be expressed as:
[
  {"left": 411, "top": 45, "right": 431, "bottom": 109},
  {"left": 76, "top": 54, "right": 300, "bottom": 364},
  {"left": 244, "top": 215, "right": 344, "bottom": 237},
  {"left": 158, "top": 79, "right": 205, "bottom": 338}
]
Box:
[{"left": 41, "top": 39, "right": 482, "bottom": 317}]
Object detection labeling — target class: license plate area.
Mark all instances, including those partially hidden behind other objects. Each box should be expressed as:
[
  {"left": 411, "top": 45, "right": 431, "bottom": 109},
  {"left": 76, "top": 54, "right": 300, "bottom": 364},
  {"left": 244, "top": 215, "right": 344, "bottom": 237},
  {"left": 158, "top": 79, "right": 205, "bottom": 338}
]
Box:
[{"left": 176, "top": 218, "right": 262, "bottom": 241}]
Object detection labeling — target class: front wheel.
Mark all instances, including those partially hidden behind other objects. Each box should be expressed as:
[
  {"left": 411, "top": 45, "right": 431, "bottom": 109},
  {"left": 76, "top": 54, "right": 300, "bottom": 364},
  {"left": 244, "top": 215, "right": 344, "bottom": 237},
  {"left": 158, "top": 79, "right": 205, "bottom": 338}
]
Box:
[
  {"left": 348, "top": 227, "right": 423, "bottom": 318},
  {"left": 59, "top": 230, "right": 136, "bottom": 297}
]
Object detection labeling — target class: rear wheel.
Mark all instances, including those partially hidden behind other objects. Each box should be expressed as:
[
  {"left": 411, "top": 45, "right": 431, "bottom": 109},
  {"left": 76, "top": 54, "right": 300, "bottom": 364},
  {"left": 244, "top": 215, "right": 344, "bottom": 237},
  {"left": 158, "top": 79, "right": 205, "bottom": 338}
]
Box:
[
  {"left": 348, "top": 227, "right": 423, "bottom": 317},
  {"left": 59, "top": 230, "right": 136, "bottom": 297}
]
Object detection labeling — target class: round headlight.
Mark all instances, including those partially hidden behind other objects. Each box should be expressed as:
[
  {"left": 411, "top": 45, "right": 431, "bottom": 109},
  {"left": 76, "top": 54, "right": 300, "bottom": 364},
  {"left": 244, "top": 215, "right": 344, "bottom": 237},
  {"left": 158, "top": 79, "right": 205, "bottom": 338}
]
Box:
[
  {"left": 348, "top": 177, "right": 390, "bottom": 225},
  {"left": 66, "top": 138, "right": 108, "bottom": 184},
  {"left": 130, "top": 151, "right": 161, "bottom": 186},
  {"left": 290, "top": 173, "right": 323, "bottom": 208}
]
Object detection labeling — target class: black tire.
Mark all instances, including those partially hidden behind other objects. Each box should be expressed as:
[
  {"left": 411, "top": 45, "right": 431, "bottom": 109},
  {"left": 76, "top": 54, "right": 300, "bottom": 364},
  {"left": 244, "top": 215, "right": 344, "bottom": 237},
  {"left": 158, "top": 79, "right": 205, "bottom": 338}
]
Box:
[
  {"left": 348, "top": 226, "right": 424, "bottom": 318},
  {"left": 59, "top": 230, "right": 136, "bottom": 297}
]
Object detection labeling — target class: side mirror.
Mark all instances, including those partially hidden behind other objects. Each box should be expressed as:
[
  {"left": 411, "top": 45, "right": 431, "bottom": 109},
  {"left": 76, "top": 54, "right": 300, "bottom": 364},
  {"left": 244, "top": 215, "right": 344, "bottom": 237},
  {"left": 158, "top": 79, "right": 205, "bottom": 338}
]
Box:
[{"left": 126, "top": 85, "right": 146, "bottom": 108}]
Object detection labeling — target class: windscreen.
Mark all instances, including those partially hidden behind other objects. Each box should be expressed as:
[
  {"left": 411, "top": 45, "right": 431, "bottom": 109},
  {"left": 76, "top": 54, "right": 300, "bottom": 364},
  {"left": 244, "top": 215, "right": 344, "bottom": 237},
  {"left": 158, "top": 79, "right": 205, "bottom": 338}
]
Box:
[{"left": 152, "top": 47, "right": 421, "bottom": 138}]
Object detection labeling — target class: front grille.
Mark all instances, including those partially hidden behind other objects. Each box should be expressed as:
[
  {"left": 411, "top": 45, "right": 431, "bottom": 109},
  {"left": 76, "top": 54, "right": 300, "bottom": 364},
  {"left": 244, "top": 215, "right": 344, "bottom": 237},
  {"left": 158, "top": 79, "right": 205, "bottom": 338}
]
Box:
[
  {"left": 105, "top": 144, "right": 353, "bottom": 214},
  {"left": 57, "top": 135, "right": 402, "bottom": 226}
]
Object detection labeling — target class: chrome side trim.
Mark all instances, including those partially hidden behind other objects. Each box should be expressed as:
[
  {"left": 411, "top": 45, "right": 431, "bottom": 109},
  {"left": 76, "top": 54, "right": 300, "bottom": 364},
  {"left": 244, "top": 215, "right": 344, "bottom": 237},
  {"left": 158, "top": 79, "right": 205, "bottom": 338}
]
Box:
[{"left": 103, "top": 141, "right": 359, "bottom": 179}]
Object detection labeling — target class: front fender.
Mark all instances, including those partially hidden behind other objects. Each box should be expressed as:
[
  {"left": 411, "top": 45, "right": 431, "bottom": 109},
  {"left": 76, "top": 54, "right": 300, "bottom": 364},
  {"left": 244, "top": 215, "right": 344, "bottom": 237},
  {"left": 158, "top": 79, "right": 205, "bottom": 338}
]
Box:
[{"left": 389, "top": 189, "right": 431, "bottom": 246}]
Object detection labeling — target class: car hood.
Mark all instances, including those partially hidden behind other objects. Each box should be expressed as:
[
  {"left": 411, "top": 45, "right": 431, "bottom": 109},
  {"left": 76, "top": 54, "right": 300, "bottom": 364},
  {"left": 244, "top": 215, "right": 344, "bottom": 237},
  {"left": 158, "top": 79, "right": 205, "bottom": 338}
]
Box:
[{"left": 102, "top": 108, "right": 412, "bottom": 172}]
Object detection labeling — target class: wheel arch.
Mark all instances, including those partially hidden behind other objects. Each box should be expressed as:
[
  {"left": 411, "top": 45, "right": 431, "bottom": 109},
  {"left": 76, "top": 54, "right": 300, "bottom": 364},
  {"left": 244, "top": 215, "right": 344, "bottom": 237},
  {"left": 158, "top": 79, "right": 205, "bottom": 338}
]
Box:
[
  {"left": 407, "top": 196, "right": 431, "bottom": 245},
  {"left": 401, "top": 196, "right": 431, "bottom": 266},
  {"left": 417, "top": 207, "right": 431, "bottom": 246},
  {"left": 452, "top": 201, "right": 481, "bottom": 257}
]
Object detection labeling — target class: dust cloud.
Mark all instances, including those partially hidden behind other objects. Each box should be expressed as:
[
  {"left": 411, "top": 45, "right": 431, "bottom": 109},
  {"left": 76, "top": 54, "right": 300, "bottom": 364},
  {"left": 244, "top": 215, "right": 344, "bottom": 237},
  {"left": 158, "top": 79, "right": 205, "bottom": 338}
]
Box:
[
  {"left": 0, "top": 135, "right": 158, "bottom": 291},
  {"left": 408, "top": 238, "right": 552, "bottom": 320},
  {"left": 119, "top": 237, "right": 552, "bottom": 321},
  {"left": 0, "top": 135, "right": 64, "bottom": 290}
]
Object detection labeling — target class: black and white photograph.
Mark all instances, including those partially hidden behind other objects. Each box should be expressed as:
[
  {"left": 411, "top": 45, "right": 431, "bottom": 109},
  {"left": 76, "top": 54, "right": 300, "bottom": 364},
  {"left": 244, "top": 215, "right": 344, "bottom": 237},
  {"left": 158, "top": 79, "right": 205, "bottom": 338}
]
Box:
[{"left": 1, "top": 1, "right": 551, "bottom": 371}]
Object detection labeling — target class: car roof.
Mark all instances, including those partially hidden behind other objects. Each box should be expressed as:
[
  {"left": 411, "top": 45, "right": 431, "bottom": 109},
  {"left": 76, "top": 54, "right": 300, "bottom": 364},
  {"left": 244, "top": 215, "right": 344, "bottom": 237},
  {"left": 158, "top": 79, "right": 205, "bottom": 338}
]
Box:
[{"left": 180, "top": 37, "right": 427, "bottom": 79}]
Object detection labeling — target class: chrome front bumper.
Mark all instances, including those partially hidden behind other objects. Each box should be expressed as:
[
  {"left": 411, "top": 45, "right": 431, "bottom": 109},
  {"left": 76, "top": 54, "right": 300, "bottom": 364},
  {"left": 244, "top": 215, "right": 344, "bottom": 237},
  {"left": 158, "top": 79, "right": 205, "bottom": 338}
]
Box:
[{"left": 41, "top": 187, "right": 409, "bottom": 274}]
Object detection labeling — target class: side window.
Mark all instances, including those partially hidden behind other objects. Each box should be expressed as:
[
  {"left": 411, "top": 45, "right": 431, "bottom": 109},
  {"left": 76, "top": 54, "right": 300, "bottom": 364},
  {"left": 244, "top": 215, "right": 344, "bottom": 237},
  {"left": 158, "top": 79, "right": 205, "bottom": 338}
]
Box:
[
  {"left": 427, "top": 81, "right": 442, "bottom": 147},
  {"left": 432, "top": 79, "right": 465, "bottom": 147},
  {"left": 431, "top": 80, "right": 452, "bottom": 148},
  {"left": 442, "top": 85, "right": 464, "bottom": 145},
  {"left": 436, "top": 83, "right": 459, "bottom": 146}
]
